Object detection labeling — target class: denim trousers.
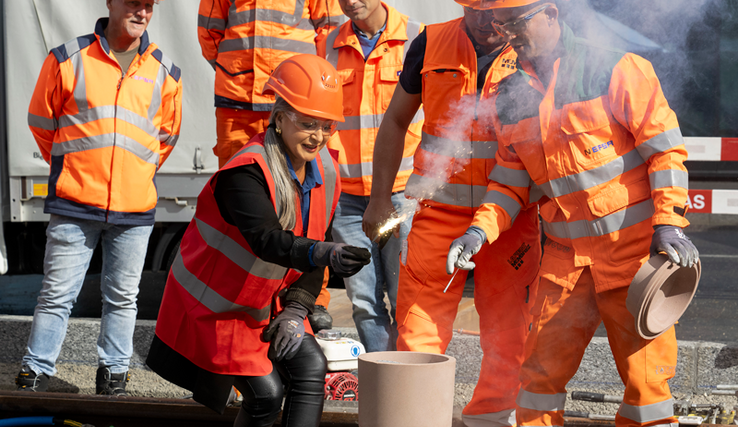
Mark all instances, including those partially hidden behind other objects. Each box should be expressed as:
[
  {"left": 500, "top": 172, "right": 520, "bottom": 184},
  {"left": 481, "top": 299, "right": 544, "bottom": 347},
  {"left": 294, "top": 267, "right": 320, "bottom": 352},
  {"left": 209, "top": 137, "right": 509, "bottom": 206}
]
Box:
[
  {"left": 23, "top": 214, "right": 153, "bottom": 376},
  {"left": 331, "top": 192, "right": 412, "bottom": 352}
]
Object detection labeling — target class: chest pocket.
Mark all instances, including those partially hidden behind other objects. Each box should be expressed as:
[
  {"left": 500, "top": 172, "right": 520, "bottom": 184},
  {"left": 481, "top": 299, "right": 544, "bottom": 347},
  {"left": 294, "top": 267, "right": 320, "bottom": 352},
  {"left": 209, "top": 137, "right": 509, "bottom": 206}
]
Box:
[
  {"left": 379, "top": 66, "right": 402, "bottom": 110},
  {"left": 338, "top": 69, "right": 356, "bottom": 115},
  {"left": 504, "top": 117, "right": 547, "bottom": 184},
  {"left": 561, "top": 97, "right": 617, "bottom": 168},
  {"left": 421, "top": 67, "right": 468, "bottom": 118}
]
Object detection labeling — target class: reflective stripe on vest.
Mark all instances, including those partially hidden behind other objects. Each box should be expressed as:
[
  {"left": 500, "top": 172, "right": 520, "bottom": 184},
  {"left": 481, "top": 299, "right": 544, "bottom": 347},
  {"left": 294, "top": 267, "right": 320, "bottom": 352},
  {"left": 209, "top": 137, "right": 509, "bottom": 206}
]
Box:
[
  {"left": 339, "top": 156, "right": 414, "bottom": 180},
  {"left": 619, "top": 399, "right": 674, "bottom": 423},
  {"left": 405, "top": 173, "right": 488, "bottom": 208},
  {"left": 406, "top": 132, "right": 498, "bottom": 207},
  {"left": 54, "top": 41, "right": 169, "bottom": 167},
  {"left": 516, "top": 389, "right": 567, "bottom": 412},
  {"left": 196, "top": 218, "right": 288, "bottom": 280},
  {"left": 318, "top": 145, "right": 337, "bottom": 226},
  {"left": 542, "top": 198, "right": 654, "bottom": 240},
  {"left": 420, "top": 132, "right": 498, "bottom": 159},
  {"left": 171, "top": 252, "right": 273, "bottom": 320}
]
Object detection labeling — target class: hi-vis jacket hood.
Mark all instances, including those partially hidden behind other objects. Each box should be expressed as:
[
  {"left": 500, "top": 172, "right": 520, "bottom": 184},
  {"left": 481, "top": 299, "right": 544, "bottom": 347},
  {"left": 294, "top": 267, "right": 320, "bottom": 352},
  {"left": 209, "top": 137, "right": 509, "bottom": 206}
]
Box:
[
  {"left": 472, "top": 22, "right": 690, "bottom": 292},
  {"left": 404, "top": 18, "right": 518, "bottom": 214},
  {"left": 154, "top": 135, "right": 340, "bottom": 376},
  {"left": 28, "top": 18, "right": 183, "bottom": 225},
  {"left": 320, "top": 3, "right": 424, "bottom": 196},
  {"left": 198, "top": 0, "right": 344, "bottom": 111}
]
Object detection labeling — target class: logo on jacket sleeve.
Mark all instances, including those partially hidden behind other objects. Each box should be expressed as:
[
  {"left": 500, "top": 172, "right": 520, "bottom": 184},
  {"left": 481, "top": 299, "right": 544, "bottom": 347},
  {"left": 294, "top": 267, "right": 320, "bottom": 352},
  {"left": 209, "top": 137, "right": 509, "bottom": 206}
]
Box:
[{"left": 584, "top": 140, "right": 613, "bottom": 156}]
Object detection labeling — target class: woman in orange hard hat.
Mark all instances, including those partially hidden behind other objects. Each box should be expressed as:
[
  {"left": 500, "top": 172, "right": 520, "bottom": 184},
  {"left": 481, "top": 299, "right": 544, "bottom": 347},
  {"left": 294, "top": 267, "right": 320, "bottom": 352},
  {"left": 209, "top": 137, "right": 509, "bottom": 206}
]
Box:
[{"left": 146, "top": 54, "right": 370, "bottom": 427}]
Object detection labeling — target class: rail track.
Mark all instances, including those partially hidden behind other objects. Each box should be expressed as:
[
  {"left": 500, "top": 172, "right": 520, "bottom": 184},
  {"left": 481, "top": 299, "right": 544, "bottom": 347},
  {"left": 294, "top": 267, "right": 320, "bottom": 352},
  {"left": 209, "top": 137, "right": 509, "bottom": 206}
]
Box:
[{"left": 0, "top": 391, "right": 724, "bottom": 427}]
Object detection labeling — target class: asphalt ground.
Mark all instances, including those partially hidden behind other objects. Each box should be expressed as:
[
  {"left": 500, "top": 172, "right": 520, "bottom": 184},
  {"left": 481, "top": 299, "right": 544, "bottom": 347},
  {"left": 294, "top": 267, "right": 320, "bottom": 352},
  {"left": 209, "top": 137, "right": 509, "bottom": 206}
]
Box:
[{"left": 0, "top": 217, "right": 736, "bottom": 343}]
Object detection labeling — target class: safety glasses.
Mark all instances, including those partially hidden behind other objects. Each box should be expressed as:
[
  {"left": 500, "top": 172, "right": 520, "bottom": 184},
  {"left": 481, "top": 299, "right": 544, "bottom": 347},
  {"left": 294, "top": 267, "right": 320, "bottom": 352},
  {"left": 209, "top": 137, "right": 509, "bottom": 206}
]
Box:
[
  {"left": 283, "top": 111, "right": 338, "bottom": 136},
  {"left": 491, "top": 4, "right": 550, "bottom": 37}
]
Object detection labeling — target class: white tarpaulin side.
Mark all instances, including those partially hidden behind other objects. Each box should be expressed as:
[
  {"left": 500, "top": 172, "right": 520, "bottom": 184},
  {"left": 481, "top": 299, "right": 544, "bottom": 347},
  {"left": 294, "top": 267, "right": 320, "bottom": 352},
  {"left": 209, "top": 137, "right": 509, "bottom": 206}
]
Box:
[
  {"left": 385, "top": 0, "right": 463, "bottom": 25},
  {"left": 5, "top": 1, "right": 461, "bottom": 178},
  {"left": 7, "top": 0, "right": 219, "bottom": 176}
]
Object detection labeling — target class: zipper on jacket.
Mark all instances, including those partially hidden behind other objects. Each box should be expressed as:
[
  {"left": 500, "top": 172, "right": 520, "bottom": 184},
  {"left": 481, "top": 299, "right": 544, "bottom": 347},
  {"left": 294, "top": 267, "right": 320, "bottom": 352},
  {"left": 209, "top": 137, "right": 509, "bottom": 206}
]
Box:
[{"left": 108, "top": 72, "right": 124, "bottom": 222}]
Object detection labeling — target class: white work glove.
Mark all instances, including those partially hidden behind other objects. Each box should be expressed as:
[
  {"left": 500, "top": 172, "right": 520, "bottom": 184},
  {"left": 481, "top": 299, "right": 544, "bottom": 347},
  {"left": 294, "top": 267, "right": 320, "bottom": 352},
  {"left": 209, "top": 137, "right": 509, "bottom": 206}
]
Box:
[
  {"left": 650, "top": 225, "right": 699, "bottom": 268},
  {"left": 446, "top": 226, "right": 487, "bottom": 275}
]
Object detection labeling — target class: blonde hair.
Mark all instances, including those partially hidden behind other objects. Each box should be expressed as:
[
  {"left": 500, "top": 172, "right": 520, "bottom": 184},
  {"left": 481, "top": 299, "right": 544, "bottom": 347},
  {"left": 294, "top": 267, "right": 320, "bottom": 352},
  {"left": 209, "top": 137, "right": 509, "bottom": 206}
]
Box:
[{"left": 263, "top": 96, "right": 301, "bottom": 230}]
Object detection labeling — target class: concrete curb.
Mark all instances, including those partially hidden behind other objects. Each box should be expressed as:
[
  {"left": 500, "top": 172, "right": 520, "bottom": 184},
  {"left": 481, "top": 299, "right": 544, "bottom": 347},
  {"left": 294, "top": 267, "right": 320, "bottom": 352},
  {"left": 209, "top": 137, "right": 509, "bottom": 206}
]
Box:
[{"left": 0, "top": 315, "right": 736, "bottom": 416}]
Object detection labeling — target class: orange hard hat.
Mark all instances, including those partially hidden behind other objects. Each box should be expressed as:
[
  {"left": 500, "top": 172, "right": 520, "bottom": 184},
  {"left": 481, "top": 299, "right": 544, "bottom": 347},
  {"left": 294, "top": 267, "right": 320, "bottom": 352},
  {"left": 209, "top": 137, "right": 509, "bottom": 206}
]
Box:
[
  {"left": 481, "top": 0, "right": 541, "bottom": 8},
  {"left": 454, "top": 0, "right": 495, "bottom": 9},
  {"left": 263, "top": 54, "right": 344, "bottom": 122}
]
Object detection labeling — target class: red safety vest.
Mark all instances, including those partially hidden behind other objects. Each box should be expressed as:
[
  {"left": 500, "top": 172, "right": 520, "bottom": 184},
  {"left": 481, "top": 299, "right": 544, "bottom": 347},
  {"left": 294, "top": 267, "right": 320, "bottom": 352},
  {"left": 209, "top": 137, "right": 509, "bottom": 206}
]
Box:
[{"left": 155, "top": 134, "right": 339, "bottom": 376}]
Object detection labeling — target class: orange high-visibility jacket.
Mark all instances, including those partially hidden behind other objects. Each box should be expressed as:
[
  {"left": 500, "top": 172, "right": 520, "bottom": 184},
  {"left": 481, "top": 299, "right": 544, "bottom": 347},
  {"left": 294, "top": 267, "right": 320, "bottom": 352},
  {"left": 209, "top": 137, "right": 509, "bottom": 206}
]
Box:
[
  {"left": 198, "top": 0, "right": 344, "bottom": 111},
  {"left": 28, "top": 19, "right": 183, "bottom": 225},
  {"left": 472, "top": 23, "right": 690, "bottom": 292},
  {"left": 404, "top": 18, "right": 519, "bottom": 213},
  {"left": 319, "top": 4, "right": 424, "bottom": 196},
  {"left": 155, "top": 135, "right": 340, "bottom": 376}
]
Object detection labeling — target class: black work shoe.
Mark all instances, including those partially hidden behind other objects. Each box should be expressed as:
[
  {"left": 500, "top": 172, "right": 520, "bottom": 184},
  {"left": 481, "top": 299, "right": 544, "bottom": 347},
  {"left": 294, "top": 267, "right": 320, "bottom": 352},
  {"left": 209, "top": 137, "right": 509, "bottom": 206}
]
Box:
[
  {"left": 15, "top": 366, "right": 50, "bottom": 392},
  {"left": 308, "top": 305, "right": 333, "bottom": 332},
  {"left": 96, "top": 366, "right": 130, "bottom": 396}
]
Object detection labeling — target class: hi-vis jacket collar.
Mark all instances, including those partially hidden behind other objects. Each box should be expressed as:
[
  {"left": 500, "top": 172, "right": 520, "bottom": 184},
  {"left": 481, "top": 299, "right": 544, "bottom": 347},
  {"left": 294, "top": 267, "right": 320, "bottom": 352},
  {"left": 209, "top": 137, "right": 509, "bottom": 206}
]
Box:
[{"left": 94, "top": 18, "right": 150, "bottom": 55}]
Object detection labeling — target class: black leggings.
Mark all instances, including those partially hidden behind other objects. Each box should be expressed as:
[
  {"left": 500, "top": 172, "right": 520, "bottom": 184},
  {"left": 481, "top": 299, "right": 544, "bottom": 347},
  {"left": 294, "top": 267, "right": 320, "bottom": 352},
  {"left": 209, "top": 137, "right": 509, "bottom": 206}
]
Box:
[{"left": 233, "top": 335, "right": 327, "bottom": 427}]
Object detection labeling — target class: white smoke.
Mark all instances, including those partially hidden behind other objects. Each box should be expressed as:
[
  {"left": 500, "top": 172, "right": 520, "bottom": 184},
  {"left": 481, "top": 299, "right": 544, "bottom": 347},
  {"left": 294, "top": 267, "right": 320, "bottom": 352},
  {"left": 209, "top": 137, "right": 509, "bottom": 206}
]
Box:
[{"left": 560, "top": 0, "right": 733, "bottom": 136}]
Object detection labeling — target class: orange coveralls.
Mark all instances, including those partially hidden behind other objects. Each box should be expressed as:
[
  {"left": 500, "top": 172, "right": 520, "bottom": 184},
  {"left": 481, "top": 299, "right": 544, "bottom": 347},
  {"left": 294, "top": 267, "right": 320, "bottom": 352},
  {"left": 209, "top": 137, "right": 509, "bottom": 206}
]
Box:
[
  {"left": 197, "top": 0, "right": 344, "bottom": 167},
  {"left": 398, "top": 18, "right": 541, "bottom": 426},
  {"left": 474, "top": 23, "right": 689, "bottom": 427}
]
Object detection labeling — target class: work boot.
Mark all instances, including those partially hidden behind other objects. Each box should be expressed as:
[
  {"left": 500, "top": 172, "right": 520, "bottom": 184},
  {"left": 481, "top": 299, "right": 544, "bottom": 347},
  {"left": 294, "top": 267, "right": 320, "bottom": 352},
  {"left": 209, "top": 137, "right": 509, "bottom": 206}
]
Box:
[
  {"left": 15, "top": 366, "right": 49, "bottom": 392},
  {"left": 308, "top": 305, "right": 333, "bottom": 332},
  {"left": 96, "top": 366, "right": 130, "bottom": 396}
]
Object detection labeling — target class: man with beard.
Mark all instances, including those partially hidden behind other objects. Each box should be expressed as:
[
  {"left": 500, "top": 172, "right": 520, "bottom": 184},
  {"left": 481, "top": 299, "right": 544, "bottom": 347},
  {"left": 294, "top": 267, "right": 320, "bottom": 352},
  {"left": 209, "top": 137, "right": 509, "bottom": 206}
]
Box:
[
  {"left": 449, "top": 2, "right": 699, "bottom": 427},
  {"left": 363, "top": 1, "right": 541, "bottom": 425}
]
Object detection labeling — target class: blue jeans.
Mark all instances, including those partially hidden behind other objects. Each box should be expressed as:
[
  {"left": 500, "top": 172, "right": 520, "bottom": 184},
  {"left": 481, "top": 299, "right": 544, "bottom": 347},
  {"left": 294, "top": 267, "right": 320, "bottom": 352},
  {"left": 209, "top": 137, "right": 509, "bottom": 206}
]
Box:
[
  {"left": 23, "top": 214, "right": 153, "bottom": 376},
  {"left": 331, "top": 192, "right": 412, "bottom": 352}
]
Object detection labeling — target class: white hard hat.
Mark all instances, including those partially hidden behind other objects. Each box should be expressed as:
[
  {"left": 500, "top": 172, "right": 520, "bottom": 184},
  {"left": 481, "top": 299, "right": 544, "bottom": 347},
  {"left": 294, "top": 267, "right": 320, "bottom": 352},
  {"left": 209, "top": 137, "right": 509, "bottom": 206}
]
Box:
[{"left": 626, "top": 254, "right": 701, "bottom": 340}]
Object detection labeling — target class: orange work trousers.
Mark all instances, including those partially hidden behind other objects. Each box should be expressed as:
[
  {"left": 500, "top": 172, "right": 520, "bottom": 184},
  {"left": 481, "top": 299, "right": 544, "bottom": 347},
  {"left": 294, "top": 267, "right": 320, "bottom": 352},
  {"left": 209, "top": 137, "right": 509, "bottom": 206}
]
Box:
[
  {"left": 397, "top": 204, "right": 541, "bottom": 425},
  {"left": 215, "top": 108, "right": 271, "bottom": 168},
  {"left": 518, "top": 267, "right": 678, "bottom": 427}
]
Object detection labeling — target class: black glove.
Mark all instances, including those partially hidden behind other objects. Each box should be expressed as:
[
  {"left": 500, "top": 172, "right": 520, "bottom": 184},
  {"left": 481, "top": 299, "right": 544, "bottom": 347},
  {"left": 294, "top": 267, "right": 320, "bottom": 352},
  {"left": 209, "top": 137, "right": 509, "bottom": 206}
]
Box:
[
  {"left": 312, "top": 242, "right": 371, "bottom": 278},
  {"left": 262, "top": 302, "right": 308, "bottom": 361},
  {"left": 650, "top": 225, "right": 699, "bottom": 268}
]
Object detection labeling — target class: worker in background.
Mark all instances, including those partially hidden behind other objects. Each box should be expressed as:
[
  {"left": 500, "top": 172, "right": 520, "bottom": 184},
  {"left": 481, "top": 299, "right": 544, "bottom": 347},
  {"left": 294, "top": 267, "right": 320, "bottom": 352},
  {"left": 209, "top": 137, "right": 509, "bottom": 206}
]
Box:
[
  {"left": 362, "top": 1, "right": 542, "bottom": 425},
  {"left": 147, "top": 55, "right": 370, "bottom": 427},
  {"left": 317, "top": 0, "right": 424, "bottom": 352},
  {"left": 18, "top": 0, "right": 182, "bottom": 395},
  {"left": 447, "top": 2, "right": 700, "bottom": 427},
  {"left": 198, "top": 0, "right": 344, "bottom": 331}
]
